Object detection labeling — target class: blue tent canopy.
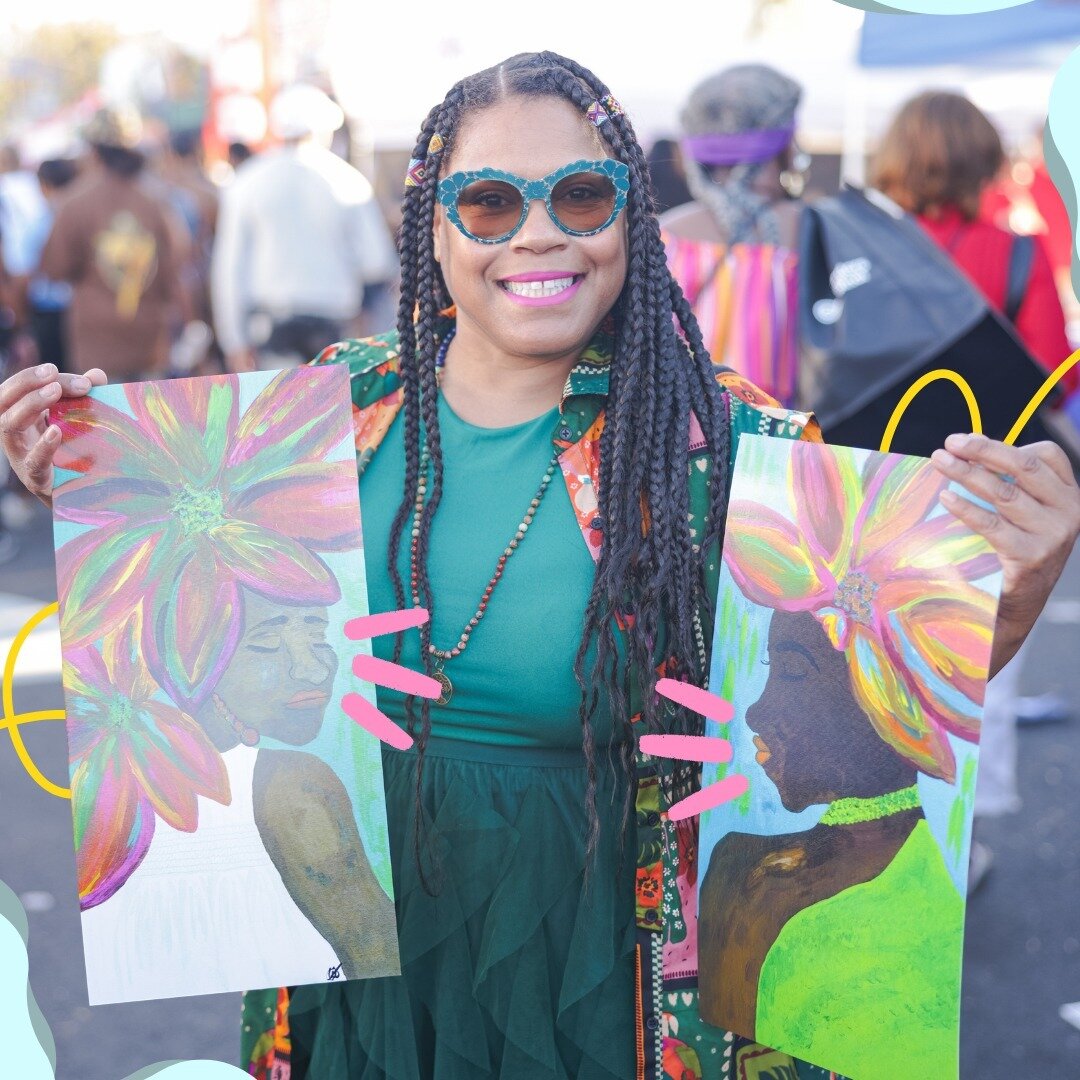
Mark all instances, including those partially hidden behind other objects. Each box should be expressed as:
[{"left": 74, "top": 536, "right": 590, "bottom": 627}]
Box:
[{"left": 859, "top": 0, "right": 1080, "bottom": 67}]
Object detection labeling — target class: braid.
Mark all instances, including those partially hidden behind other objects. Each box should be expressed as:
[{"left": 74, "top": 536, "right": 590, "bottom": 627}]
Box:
[
  {"left": 393, "top": 53, "right": 733, "bottom": 892},
  {"left": 389, "top": 93, "right": 464, "bottom": 892}
]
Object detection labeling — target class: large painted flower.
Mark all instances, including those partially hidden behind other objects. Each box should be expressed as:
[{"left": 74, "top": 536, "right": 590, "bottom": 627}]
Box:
[
  {"left": 723, "top": 441, "right": 1000, "bottom": 782},
  {"left": 52, "top": 367, "right": 360, "bottom": 709},
  {"left": 66, "top": 611, "right": 230, "bottom": 910}
]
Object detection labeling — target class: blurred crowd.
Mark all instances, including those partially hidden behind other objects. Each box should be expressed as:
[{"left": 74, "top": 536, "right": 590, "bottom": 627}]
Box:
[
  {"left": 1, "top": 68, "right": 1077, "bottom": 872},
  {"left": 0, "top": 83, "right": 397, "bottom": 386}
]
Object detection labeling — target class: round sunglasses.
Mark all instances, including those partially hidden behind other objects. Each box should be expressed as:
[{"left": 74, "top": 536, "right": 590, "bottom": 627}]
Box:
[{"left": 437, "top": 159, "right": 631, "bottom": 244}]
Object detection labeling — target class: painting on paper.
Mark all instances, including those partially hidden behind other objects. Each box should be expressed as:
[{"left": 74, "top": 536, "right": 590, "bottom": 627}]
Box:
[
  {"left": 696, "top": 435, "right": 1001, "bottom": 1080},
  {"left": 51, "top": 366, "right": 400, "bottom": 1004}
]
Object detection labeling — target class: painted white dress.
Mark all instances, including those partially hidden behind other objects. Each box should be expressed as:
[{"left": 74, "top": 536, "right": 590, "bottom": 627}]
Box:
[{"left": 80, "top": 744, "right": 341, "bottom": 1004}]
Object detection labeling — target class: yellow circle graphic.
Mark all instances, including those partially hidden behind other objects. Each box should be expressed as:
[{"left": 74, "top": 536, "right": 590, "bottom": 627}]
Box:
[{"left": 1, "top": 602, "right": 70, "bottom": 800}]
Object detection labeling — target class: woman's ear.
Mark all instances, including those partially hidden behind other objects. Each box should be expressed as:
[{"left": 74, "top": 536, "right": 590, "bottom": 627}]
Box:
[{"left": 433, "top": 208, "right": 443, "bottom": 265}]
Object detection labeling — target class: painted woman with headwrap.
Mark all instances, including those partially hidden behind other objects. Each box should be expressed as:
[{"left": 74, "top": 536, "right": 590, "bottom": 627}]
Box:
[
  {"left": 697, "top": 443, "right": 1000, "bottom": 1079},
  {"left": 661, "top": 64, "right": 807, "bottom": 406}
]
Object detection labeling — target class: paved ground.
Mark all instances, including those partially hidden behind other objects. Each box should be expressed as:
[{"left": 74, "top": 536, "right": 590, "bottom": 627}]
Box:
[{"left": 1, "top": 501, "right": 1078, "bottom": 1078}]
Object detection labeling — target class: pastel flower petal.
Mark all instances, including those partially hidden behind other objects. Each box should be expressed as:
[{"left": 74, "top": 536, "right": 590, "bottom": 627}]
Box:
[
  {"left": 52, "top": 472, "right": 173, "bottom": 528},
  {"left": 100, "top": 610, "right": 157, "bottom": 706},
  {"left": 211, "top": 520, "right": 340, "bottom": 605},
  {"left": 854, "top": 456, "right": 947, "bottom": 563},
  {"left": 143, "top": 542, "right": 242, "bottom": 708},
  {"left": 848, "top": 627, "right": 957, "bottom": 782},
  {"left": 230, "top": 460, "right": 363, "bottom": 552},
  {"left": 226, "top": 367, "right": 354, "bottom": 489},
  {"left": 723, "top": 501, "right": 835, "bottom": 611},
  {"left": 124, "top": 377, "right": 238, "bottom": 483},
  {"left": 64, "top": 688, "right": 110, "bottom": 761},
  {"left": 884, "top": 590, "right": 997, "bottom": 741},
  {"left": 62, "top": 646, "right": 113, "bottom": 699},
  {"left": 57, "top": 521, "right": 167, "bottom": 647},
  {"left": 122, "top": 701, "right": 232, "bottom": 829},
  {"left": 866, "top": 511, "right": 1000, "bottom": 585},
  {"left": 71, "top": 746, "right": 155, "bottom": 909},
  {"left": 51, "top": 397, "right": 175, "bottom": 485},
  {"left": 816, "top": 608, "right": 852, "bottom": 652},
  {"left": 788, "top": 441, "right": 860, "bottom": 570}
]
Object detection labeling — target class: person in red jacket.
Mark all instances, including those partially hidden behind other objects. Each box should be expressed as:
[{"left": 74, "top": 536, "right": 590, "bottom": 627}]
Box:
[{"left": 870, "top": 90, "right": 1077, "bottom": 397}]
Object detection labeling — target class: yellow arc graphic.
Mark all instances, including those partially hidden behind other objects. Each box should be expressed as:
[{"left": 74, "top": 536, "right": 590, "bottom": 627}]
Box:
[
  {"left": 1, "top": 601, "right": 70, "bottom": 799},
  {"left": 880, "top": 347, "right": 1080, "bottom": 453},
  {"left": 5, "top": 348, "right": 1080, "bottom": 799}
]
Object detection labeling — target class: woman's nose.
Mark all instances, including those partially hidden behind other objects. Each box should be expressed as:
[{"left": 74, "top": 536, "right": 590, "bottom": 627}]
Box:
[{"left": 511, "top": 197, "right": 568, "bottom": 252}]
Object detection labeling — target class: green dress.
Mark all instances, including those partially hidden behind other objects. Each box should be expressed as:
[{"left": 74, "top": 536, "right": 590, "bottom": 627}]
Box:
[
  {"left": 285, "top": 392, "right": 637, "bottom": 1078},
  {"left": 756, "top": 820, "right": 964, "bottom": 1080}
]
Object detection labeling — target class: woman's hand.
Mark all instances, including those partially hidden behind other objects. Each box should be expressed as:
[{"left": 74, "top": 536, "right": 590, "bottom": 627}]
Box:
[
  {"left": 0, "top": 363, "right": 107, "bottom": 507},
  {"left": 930, "top": 432, "right": 1080, "bottom": 676}
]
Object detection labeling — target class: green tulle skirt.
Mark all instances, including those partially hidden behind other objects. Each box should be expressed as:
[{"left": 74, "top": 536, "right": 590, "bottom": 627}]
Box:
[{"left": 287, "top": 738, "right": 638, "bottom": 1079}]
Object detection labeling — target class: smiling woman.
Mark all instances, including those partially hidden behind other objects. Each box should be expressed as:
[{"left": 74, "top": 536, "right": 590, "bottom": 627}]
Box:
[
  {"left": 237, "top": 50, "right": 834, "bottom": 1080},
  {"left": 0, "top": 42, "right": 1076, "bottom": 1080}
]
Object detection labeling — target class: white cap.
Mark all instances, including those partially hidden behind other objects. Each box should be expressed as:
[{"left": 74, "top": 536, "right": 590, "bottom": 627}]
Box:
[{"left": 269, "top": 84, "right": 344, "bottom": 141}]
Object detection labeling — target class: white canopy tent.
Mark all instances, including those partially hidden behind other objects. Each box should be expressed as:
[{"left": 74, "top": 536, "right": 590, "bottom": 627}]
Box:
[{"left": 323, "top": 0, "right": 1068, "bottom": 171}]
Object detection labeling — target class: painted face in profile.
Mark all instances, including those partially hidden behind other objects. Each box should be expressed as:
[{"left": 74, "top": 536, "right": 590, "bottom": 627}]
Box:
[
  {"left": 211, "top": 586, "right": 339, "bottom": 746},
  {"left": 745, "top": 610, "right": 917, "bottom": 813}
]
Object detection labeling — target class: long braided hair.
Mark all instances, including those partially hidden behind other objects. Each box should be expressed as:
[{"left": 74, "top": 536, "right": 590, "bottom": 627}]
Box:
[{"left": 390, "top": 52, "right": 732, "bottom": 886}]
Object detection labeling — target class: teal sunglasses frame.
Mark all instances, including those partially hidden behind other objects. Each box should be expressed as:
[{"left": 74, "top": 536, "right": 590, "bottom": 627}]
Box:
[{"left": 436, "top": 158, "right": 631, "bottom": 244}]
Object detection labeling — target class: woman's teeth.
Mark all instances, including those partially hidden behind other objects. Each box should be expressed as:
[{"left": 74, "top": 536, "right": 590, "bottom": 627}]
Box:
[{"left": 501, "top": 276, "right": 577, "bottom": 297}]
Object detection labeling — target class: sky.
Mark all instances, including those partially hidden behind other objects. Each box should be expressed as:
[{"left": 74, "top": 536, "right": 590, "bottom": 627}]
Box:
[{"left": 5, "top": 0, "right": 1068, "bottom": 151}]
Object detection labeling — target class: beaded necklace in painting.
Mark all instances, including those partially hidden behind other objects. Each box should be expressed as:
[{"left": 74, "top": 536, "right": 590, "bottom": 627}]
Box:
[
  {"left": 409, "top": 330, "right": 561, "bottom": 705},
  {"left": 818, "top": 784, "right": 921, "bottom": 826}
]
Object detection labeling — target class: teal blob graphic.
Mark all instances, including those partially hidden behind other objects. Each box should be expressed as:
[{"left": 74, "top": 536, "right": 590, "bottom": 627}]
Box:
[
  {"left": 1046, "top": 45, "right": 1080, "bottom": 308},
  {"left": 0, "top": 877, "right": 249, "bottom": 1079},
  {"left": 0, "top": 878, "right": 55, "bottom": 1079},
  {"left": 835, "top": 0, "right": 1034, "bottom": 13}
]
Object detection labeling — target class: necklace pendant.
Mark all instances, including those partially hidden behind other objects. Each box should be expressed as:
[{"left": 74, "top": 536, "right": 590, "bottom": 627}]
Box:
[{"left": 432, "top": 664, "right": 453, "bottom": 706}]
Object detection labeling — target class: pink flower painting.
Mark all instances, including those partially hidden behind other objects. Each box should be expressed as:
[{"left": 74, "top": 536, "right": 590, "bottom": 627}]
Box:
[
  {"left": 52, "top": 369, "right": 360, "bottom": 710},
  {"left": 723, "top": 440, "right": 1000, "bottom": 781}
]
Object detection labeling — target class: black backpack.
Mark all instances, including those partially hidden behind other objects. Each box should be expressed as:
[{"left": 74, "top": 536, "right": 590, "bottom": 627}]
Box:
[{"left": 797, "top": 184, "right": 1058, "bottom": 457}]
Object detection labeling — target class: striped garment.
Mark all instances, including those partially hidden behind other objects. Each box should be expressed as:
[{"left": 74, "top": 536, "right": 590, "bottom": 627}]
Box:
[{"left": 662, "top": 229, "right": 800, "bottom": 407}]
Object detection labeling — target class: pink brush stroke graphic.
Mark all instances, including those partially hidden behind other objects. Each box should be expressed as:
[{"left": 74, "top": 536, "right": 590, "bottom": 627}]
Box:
[
  {"left": 342, "top": 608, "right": 441, "bottom": 749},
  {"left": 642, "top": 680, "right": 748, "bottom": 822}
]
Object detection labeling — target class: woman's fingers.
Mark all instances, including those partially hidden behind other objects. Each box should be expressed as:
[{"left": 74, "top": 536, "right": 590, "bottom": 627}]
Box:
[
  {"left": 934, "top": 432, "right": 1080, "bottom": 610},
  {"left": 0, "top": 365, "right": 106, "bottom": 503},
  {"left": 936, "top": 434, "right": 1070, "bottom": 506},
  {"left": 1, "top": 379, "right": 61, "bottom": 440},
  {"left": 937, "top": 487, "right": 1026, "bottom": 555},
  {"left": 80, "top": 368, "right": 108, "bottom": 387},
  {"left": 1, "top": 367, "right": 102, "bottom": 442},
  {"left": 931, "top": 449, "right": 1042, "bottom": 531},
  {"left": 22, "top": 424, "right": 62, "bottom": 496},
  {"left": 0, "top": 364, "right": 58, "bottom": 413}
]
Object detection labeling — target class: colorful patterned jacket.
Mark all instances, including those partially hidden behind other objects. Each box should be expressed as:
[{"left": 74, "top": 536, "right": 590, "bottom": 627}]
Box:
[{"left": 241, "top": 318, "right": 841, "bottom": 1080}]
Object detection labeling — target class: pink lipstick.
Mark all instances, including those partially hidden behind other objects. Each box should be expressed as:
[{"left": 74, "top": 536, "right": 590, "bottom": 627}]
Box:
[{"left": 498, "top": 272, "right": 584, "bottom": 306}]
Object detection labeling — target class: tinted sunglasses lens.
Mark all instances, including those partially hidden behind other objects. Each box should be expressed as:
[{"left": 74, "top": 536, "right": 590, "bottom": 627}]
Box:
[
  {"left": 455, "top": 180, "right": 524, "bottom": 239},
  {"left": 550, "top": 171, "right": 618, "bottom": 233}
]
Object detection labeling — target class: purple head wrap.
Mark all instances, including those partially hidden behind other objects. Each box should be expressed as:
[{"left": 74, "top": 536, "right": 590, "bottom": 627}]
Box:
[{"left": 681, "top": 125, "right": 796, "bottom": 167}]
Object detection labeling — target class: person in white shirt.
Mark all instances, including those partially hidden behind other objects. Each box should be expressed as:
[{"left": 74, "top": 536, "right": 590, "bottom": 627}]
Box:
[{"left": 211, "top": 84, "right": 398, "bottom": 372}]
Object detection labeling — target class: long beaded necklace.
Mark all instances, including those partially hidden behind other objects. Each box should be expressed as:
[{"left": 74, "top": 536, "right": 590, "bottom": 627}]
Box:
[{"left": 409, "top": 330, "right": 561, "bottom": 706}]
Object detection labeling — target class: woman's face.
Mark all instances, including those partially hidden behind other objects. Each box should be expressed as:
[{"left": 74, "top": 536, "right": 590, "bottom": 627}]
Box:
[
  {"left": 433, "top": 95, "right": 629, "bottom": 363},
  {"left": 745, "top": 610, "right": 916, "bottom": 812},
  {"left": 212, "top": 587, "right": 338, "bottom": 746}
]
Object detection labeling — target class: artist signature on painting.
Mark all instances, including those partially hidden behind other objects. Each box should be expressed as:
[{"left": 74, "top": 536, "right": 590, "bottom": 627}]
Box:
[{"left": 327, "top": 963, "right": 343, "bottom": 981}]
